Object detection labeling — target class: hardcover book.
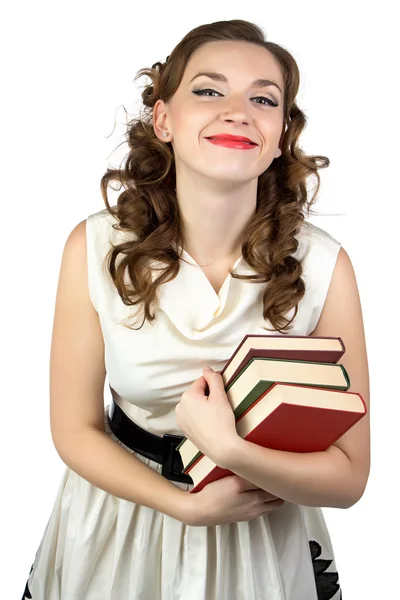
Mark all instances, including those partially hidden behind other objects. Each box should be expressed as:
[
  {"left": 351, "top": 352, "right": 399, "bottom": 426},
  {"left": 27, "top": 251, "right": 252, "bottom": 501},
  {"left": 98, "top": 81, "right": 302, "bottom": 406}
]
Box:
[{"left": 183, "top": 383, "right": 366, "bottom": 493}]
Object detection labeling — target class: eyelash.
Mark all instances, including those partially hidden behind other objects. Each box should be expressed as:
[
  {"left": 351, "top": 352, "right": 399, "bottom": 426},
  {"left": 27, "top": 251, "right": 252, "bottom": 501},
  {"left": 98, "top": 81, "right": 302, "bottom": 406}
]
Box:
[{"left": 192, "top": 88, "right": 279, "bottom": 107}]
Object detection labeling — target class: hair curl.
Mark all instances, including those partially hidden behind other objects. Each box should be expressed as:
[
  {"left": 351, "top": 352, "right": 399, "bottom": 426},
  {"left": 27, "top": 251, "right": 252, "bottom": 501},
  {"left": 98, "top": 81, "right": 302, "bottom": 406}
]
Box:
[{"left": 100, "top": 19, "right": 329, "bottom": 333}]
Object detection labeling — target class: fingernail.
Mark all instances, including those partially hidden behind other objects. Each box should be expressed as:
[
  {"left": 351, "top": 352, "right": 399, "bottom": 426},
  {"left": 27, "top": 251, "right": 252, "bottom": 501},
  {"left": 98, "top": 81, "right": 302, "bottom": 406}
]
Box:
[{"left": 204, "top": 366, "right": 213, "bottom": 372}]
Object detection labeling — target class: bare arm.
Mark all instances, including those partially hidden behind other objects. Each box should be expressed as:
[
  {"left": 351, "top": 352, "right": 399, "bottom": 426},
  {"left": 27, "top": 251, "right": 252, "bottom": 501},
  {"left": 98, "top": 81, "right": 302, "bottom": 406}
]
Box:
[
  {"left": 214, "top": 248, "right": 370, "bottom": 509},
  {"left": 216, "top": 438, "right": 356, "bottom": 509},
  {"left": 49, "top": 219, "right": 191, "bottom": 522}
]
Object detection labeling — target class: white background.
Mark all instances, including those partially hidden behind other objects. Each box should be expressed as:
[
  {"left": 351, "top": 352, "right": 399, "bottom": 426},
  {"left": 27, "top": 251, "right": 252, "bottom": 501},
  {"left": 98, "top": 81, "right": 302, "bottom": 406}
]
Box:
[{"left": 2, "top": 1, "right": 398, "bottom": 598}]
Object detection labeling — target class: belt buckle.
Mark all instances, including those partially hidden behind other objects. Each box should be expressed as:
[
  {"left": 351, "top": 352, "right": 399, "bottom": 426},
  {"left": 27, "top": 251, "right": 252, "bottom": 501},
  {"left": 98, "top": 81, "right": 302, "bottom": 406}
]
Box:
[{"left": 162, "top": 434, "right": 193, "bottom": 484}]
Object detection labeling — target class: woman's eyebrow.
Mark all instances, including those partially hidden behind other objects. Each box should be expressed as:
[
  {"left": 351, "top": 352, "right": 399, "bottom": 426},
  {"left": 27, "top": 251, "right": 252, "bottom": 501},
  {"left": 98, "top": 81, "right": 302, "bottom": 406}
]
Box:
[{"left": 189, "top": 71, "right": 282, "bottom": 95}]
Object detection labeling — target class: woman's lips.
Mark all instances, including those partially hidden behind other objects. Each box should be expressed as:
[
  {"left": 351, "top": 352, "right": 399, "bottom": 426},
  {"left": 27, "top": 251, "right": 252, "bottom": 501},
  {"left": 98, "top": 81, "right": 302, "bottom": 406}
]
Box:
[{"left": 205, "top": 138, "right": 257, "bottom": 150}]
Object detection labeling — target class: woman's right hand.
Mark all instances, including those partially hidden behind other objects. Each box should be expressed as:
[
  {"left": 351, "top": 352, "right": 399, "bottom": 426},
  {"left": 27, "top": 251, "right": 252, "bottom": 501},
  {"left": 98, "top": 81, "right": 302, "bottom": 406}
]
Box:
[{"left": 182, "top": 475, "right": 285, "bottom": 527}]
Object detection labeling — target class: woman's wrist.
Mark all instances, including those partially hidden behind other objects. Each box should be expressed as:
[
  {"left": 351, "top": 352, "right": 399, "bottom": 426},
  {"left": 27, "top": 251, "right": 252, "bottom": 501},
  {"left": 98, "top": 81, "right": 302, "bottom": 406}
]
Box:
[{"left": 173, "top": 488, "right": 200, "bottom": 526}]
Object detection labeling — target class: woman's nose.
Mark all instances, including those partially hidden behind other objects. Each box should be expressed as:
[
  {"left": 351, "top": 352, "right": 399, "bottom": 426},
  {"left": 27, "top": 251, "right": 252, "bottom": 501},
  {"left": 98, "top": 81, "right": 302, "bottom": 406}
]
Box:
[{"left": 220, "top": 98, "right": 251, "bottom": 124}]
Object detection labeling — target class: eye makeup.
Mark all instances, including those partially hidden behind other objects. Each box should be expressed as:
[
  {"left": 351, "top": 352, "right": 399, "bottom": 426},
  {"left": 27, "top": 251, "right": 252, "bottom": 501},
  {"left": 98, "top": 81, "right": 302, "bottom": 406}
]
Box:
[{"left": 192, "top": 88, "right": 279, "bottom": 107}]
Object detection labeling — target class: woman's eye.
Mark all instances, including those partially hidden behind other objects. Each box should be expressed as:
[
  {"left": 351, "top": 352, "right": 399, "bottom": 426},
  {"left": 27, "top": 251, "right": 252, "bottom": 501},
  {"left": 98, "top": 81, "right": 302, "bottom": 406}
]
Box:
[
  {"left": 192, "top": 88, "right": 220, "bottom": 97},
  {"left": 192, "top": 88, "right": 278, "bottom": 107},
  {"left": 252, "top": 96, "right": 278, "bottom": 107}
]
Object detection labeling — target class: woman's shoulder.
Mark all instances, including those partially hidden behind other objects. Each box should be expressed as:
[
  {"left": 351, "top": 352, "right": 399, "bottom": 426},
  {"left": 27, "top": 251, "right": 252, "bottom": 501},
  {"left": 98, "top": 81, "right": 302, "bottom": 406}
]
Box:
[
  {"left": 86, "top": 206, "right": 118, "bottom": 231},
  {"left": 86, "top": 206, "right": 139, "bottom": 247},
  {"left": 297, "top": 220, "right": 341, "bottom": 258},
  {"left": 299, "top": 219, "right": 340, "bottom": 243},
  {"left": 295, "top": 220, "right": 342, "bottom": 289}
]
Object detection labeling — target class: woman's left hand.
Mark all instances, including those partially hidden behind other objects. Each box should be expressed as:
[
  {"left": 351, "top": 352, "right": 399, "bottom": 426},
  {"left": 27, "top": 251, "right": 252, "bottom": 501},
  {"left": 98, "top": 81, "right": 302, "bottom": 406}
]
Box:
[{"left": 175, "top": 366, "right": 239, "bottom": 465}]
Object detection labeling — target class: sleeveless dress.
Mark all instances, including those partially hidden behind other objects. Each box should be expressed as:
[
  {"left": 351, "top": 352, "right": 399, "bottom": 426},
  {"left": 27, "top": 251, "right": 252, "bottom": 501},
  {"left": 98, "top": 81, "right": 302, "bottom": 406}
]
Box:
[{"left": 22, "top": 208, "right": 343, "bottom": 600}]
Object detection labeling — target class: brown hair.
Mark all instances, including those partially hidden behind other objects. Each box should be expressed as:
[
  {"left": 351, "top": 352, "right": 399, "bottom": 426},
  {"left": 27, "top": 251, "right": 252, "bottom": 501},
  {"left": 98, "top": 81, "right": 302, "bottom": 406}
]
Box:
[{"left": 100, "top": 19, "right": 329, "bottom": 333}]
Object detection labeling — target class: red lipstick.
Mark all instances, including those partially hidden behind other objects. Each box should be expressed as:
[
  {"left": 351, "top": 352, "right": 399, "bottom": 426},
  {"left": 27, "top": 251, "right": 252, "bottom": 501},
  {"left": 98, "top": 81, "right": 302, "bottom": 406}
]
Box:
[
  {"left": 205, "top": 133, "right": 257, "bottom": 144},
  {"left": 205, "top": 138, "right": 257, "bottom": 150}
]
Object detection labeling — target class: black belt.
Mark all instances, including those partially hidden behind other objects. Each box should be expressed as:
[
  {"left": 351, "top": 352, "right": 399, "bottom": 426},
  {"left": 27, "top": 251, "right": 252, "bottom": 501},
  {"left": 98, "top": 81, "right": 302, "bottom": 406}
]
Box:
[{"left": 108, "top": 400, "right": 193, "bottom": 485}]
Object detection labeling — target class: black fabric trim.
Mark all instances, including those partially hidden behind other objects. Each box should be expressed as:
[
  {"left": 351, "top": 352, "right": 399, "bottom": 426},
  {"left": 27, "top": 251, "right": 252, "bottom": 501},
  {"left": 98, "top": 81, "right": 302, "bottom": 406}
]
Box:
[
  {"left": 21, "top": 563, "right": 33, "bottom": 599},
  {"left": 309, "top": 540, "right": 342, "bottom": 599}
]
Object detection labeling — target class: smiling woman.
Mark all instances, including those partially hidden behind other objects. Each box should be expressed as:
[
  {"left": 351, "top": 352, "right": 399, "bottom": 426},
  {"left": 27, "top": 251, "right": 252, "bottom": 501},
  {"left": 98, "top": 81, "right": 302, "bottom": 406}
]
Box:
[{"left": 19, "top": 18, "right": 366, "bottom": 600}]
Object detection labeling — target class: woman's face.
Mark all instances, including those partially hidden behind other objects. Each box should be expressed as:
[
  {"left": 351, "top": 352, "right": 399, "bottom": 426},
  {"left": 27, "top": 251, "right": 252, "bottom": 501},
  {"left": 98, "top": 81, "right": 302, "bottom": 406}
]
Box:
[{"left": 154, "top": 40, "right": 285, "bottom": 184}]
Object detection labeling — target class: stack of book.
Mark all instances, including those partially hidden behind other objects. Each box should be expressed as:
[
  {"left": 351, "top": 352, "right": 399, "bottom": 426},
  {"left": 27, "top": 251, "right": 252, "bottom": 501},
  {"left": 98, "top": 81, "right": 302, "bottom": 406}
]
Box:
[{"left": 176, "top": 335, "right": 367, "bottom": 493}]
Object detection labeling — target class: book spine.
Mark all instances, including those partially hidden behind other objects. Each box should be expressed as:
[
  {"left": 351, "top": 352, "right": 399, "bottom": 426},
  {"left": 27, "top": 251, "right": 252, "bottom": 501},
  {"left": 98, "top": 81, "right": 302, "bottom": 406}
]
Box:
[{"left": 339, "top": 364, "right": 351, "bottom": 388}]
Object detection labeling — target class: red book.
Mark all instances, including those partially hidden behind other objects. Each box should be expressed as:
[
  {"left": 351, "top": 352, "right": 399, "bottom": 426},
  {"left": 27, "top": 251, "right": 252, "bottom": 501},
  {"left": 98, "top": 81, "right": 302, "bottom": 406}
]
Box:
[{"left": 183, "top": 382, "right": 366, "bottom": 493}]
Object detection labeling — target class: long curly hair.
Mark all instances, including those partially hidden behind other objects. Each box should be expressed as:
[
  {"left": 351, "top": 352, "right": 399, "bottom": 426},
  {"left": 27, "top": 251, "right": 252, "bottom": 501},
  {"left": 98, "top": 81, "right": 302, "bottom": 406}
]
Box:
[{"left": 100, "top": 19, "right": 329, "bottom": 334}]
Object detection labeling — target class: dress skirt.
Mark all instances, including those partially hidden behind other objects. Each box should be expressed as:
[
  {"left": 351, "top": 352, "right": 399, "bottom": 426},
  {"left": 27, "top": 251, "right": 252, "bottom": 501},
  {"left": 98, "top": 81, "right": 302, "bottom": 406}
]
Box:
[{"left": 22, "top": 408, "right": 342, "bottom": 600}]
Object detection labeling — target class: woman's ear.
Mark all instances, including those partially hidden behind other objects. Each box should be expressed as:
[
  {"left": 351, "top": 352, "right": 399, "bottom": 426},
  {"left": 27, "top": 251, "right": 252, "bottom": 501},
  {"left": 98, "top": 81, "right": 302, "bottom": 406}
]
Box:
[{"left": 153, "top": 99, "right": 170, "bottom": 141}]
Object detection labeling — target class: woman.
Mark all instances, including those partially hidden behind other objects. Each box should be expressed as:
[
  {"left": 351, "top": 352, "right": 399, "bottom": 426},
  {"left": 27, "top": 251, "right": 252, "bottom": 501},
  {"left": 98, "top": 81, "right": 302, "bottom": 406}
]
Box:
[{"left": 22, "top": 18, "right": 370, "bottom": 600}]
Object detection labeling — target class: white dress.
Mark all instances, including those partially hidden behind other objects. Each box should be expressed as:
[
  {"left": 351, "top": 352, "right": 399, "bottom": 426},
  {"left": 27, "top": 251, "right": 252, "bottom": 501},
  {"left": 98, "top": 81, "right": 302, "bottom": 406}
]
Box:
[{"left": 23, "top": 208, "right": 343, "bottom": 600}]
